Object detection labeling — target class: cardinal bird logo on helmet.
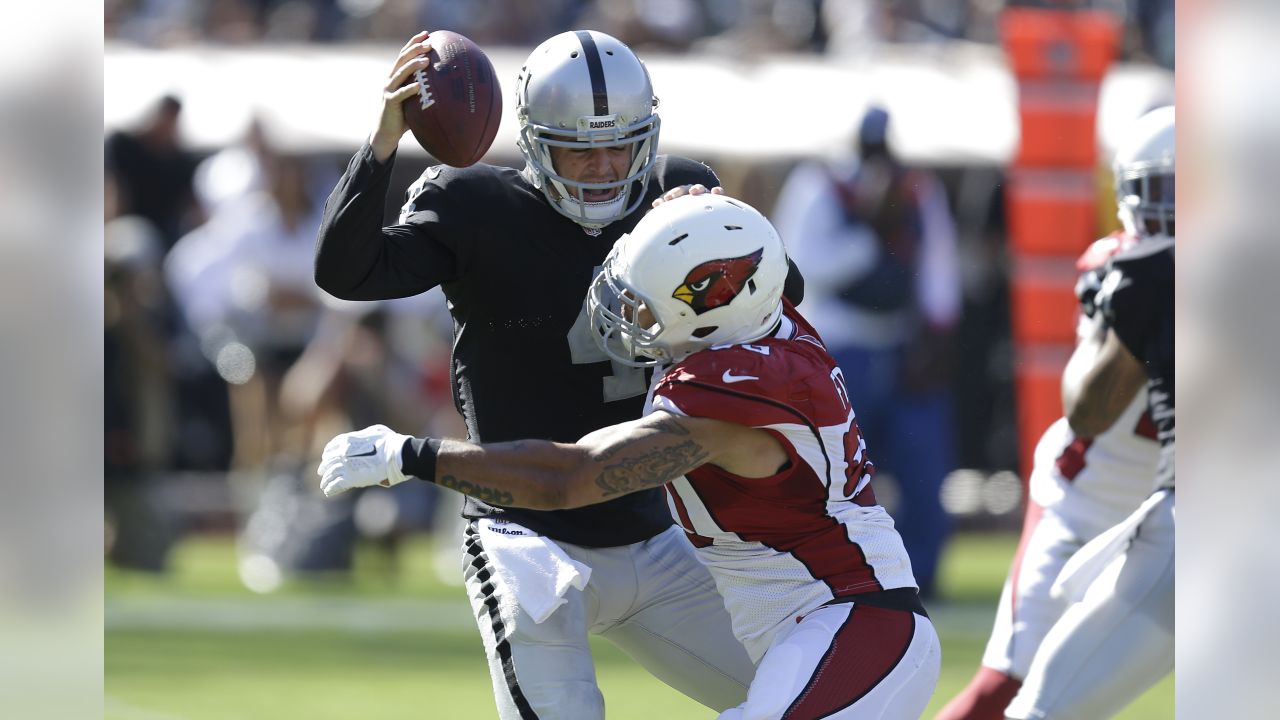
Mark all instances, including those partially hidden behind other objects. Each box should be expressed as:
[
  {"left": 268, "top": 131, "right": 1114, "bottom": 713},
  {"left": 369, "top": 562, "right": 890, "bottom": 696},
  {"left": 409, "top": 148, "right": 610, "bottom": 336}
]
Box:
[{"left": 672, "top": 249, "right": 764, "bottom": 315}]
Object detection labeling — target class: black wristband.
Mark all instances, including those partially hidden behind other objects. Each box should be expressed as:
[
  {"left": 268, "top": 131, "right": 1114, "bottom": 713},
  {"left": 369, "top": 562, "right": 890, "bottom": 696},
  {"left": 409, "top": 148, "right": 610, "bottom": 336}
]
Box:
[{"left": 400, "top": 437, "right": 442, "bottom": 482}]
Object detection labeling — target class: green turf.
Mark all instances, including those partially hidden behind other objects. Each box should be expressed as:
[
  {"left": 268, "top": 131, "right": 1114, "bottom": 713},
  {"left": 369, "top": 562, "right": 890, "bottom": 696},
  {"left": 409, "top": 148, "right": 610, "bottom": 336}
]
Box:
[{"left": 106, "top": 533, "right": 1172, "bottom": 719}]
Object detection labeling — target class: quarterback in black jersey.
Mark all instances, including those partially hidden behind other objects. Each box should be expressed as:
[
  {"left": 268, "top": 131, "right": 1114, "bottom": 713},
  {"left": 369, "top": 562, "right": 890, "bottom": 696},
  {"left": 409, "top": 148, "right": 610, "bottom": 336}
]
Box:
[
  {"left": 1007, "top": 106, "right": 1175, "bottom": 720},
  {"left": 314, "top": 29, "right": 795, "bottom": 719}
]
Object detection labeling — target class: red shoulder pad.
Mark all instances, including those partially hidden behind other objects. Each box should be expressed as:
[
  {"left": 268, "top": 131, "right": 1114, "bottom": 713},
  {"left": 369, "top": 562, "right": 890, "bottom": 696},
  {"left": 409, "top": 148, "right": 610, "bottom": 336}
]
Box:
[
  {"left": 1076, "top": 231, "right": 1138, "bottom": 271},
  {"left": 654, "top": 341, "right": 838, "bottom": 429}
]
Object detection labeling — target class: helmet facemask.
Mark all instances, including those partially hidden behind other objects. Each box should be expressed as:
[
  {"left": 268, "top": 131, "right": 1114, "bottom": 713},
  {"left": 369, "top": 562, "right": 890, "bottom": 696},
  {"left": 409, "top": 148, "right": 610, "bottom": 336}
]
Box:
[
  {"left": 587, "top": 248, "right": 668, "bottom": 367},
  {"left": 519, "top": 115, "right": 661, "bottom": 228},
  {"left": 1116, "top": 160, "right": 1175, "bottom": 239},
  {"left": 515, "top": 30, "right": 662, "bottom": 230},
  {"left": 1113, "top": 106, "right": 1175, "bottom": 240}
]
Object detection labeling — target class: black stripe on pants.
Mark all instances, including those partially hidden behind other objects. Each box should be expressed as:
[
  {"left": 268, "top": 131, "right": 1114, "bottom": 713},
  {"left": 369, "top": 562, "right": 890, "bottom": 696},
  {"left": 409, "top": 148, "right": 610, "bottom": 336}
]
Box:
[{"left": 465, "top": 524, "right": 540, "bottom": 720}]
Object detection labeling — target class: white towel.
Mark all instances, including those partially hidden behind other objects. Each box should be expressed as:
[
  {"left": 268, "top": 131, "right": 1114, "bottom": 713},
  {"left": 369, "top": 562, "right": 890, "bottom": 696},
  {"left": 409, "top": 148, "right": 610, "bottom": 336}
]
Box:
[
  {"left": 1051, "top": 489, "right": 1172, "bottom": 603},
  {"left": 476, "top": 518, "right": 593, "bottom": 624}
]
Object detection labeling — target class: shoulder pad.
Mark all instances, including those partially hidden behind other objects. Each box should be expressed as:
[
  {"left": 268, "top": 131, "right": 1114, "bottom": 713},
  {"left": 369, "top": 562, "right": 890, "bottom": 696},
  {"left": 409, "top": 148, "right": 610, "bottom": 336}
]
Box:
[{"left": 1076, "top": 231, "right": 1137, "bottom": 272}]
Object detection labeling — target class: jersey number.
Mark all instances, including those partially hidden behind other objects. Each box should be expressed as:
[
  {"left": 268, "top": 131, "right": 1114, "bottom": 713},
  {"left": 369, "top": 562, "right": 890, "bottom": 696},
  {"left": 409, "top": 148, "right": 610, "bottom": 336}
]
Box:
[
  {"left": 831, "top": 367, "right": 872, "bottom": 498},
  {"left": 566, "top": 297, "right": 646, "bottom": 402}
]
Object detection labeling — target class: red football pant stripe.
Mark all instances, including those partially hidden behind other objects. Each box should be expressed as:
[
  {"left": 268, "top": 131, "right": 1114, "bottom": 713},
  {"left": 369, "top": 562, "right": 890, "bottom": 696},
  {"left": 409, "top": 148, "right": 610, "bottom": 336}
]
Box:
[{"left": 782, "top": 605, "right": 915, "bottom": 719}]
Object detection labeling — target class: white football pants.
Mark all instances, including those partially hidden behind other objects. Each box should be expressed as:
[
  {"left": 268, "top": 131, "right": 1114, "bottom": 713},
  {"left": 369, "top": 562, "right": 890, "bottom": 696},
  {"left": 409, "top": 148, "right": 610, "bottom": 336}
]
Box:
[
  {"left": 462, "top": 521, "right": 755, "bottom": 720},
  {"left": 1005, "top": 491, "right": 1174, "bottom": 719},
  {"left": 980, "top": 504, "right": 1092, "bottom": 680},
  {"left": 720, "top": 601, "right": 940, "bottom": 720}
]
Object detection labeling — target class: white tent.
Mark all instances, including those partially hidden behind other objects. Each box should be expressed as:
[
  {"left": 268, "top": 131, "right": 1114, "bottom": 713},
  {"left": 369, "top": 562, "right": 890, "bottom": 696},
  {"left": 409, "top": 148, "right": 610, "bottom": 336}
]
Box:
[{"left": 104, "top": 41, "right": 1172, "bottom": 165}]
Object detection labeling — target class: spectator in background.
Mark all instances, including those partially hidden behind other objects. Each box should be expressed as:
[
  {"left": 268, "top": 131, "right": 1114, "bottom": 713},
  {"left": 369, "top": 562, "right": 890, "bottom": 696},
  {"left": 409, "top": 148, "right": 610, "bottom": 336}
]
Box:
[
  {"left": 104, "top": 100, "right": 236, "bottom": 487},
  {"left": 192, "top": 116, "right": 270, "bottom": 217},
  {"left": 273, "top": 292, "right": 466, "bottom": 585},
  {"left": 104, "top": 94, "right": 200, "bottom": 251},
  {"left": 1132, "top": 0, "right": 1174, "bottom": 68},
  {"left": 576, "top": 0, "right": 707, "bottom": 51},
  {"left": 772, "top": 105, "right": 961, "bottom": 598},
  {"left": 168, "top": 138, "right": 452, "bottom": 588},
  {"left": 417, "top": 0, "right": 585, "bottom": 47},
  {"left": 693, "top": 0, "right": 824, "bottom": 54},
  {"left": 165, "top": 146, "right": 341, "bottom": 580},
  {"left": 104, "top": 217, "right": 180, "bottom": 571},
  {"left": 164, "top": 151, "right": 329, "bottom": 417},
  {"left": 821, "top": 0, "right": 890, "bottom": 57}
]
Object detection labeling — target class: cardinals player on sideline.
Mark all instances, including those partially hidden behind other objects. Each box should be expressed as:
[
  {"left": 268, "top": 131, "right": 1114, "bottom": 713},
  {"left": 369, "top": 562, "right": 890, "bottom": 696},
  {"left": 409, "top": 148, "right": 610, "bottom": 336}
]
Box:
[
  {"left": 939, "top": 106, "right": 1175, "bottom": 720},
  {"left": 934, "top": 231, "right": 1159, "bottom": 720},
  {"left": 321, "top": 192, "right": 941, "bottom": 719},
  {"left": 1003, "top": 106, "right": 1176, "bottom": 720}
]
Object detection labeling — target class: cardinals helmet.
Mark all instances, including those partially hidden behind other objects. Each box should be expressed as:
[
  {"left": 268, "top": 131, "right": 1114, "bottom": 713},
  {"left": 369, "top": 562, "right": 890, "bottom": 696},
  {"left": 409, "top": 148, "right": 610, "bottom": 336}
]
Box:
[
  {"left": 587, "top": 194, "right": 788, "bottom": 366},
  {"left": 515, "top": 31, "right": 661, "bottom": 229},
  {"left": 1114, "top": 106, "right": 1175, "bottom": 239}
]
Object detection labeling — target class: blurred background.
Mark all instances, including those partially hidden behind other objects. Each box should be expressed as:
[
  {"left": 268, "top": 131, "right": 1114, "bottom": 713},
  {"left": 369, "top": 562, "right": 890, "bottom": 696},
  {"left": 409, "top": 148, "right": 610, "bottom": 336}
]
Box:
[{"left": 97, "top": 0, "right": 1185, "bottom": 717}]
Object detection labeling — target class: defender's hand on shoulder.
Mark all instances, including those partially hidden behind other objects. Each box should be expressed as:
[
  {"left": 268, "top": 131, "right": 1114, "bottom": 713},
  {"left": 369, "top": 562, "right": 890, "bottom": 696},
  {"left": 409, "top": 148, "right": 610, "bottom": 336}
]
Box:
[
  {"left": 371, "top": 31, "right": 434, "bottom": 163},
  {"left": 652, "top": 184, "right": 724, "bottom": 208},
  {"left": 318, "top": 424, "right": 414, "bottom": 497}
]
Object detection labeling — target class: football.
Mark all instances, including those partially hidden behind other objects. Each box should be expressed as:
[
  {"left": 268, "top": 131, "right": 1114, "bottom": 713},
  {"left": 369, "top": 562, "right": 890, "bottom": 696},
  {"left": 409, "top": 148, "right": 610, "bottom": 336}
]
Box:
[{"left": 402, "top": 30, "right": 503, "bottom": 167}]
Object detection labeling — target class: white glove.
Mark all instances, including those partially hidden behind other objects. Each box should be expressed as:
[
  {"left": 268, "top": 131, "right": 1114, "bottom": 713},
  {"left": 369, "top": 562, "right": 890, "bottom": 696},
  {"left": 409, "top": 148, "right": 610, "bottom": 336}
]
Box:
[{"left": 317, "top": 424, "right": 414, "bottom": 497}]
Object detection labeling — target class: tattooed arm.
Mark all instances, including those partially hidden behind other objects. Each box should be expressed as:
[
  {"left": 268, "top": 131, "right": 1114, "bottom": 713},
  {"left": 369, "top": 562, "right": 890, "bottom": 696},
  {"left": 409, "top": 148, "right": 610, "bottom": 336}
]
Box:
[
  {"left": 1062, "top": 316, "right": 1147, "bottom": 437},
  {"left": 430, "top": 411, "right": 786, "bottom": 510}
]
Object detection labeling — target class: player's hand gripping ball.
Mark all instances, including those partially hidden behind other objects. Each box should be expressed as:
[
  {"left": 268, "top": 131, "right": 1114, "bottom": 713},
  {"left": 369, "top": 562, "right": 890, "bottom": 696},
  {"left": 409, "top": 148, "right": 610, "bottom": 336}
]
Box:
[{"left": 402, "top": 30, "right": 502, "bottom": 167}]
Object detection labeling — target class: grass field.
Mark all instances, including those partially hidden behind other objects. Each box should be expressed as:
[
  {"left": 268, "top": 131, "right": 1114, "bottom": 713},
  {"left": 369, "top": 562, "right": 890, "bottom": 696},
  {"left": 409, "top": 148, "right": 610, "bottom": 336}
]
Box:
[{"left": 105, "top": 532, "right": 1172, "bottom": 719}]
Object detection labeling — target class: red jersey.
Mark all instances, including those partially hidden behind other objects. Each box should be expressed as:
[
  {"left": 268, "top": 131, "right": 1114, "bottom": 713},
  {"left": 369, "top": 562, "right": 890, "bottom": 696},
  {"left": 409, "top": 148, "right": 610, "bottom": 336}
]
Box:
[{"left": 646, "top": 301, "right": 917, "bottom": 660}]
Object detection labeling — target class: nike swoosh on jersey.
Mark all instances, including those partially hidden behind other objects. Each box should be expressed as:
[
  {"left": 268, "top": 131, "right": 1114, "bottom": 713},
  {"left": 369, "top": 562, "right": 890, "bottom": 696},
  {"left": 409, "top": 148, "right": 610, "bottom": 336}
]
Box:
[{"left": 722, "top": 370, "right": 759, "bottom": 384}]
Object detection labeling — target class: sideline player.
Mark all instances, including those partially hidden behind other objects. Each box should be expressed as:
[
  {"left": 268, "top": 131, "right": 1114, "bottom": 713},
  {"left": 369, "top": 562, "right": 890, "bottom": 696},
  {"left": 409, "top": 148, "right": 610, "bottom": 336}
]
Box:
[
  {"left": 938, "top": 105, "right": 1175, "bottom": 720},
  {"left": 1005, "top": 106, "right": 1175, "bottom": 720},
  {"left": 320, "top": 193, "right": 941, "bottom": 719},
  {"left": 314, "top": 30, "right": 804, "bottom": 719},
  {"left": 934, "top": 234, "right": 1159, "bottom": 720}
]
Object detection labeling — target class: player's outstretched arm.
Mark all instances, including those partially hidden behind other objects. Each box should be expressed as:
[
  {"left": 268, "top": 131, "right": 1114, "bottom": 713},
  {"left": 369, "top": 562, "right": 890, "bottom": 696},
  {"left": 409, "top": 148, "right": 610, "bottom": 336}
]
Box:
[
  {"left": 1061, "top": 317, "right": 1146, "bottom": 437},
  {"left": 318, "top": 412, "right": 785, "bottom": 510}
]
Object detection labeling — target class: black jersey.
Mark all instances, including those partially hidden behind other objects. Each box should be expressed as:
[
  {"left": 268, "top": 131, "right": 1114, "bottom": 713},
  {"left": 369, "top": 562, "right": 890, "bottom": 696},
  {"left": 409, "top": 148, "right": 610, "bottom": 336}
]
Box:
[
  {"left": 316, "top": 145, "right": 800, "bottom": 546},
  {"left": 1100, "top": 236, "right": 1174, "bottom": 487}
]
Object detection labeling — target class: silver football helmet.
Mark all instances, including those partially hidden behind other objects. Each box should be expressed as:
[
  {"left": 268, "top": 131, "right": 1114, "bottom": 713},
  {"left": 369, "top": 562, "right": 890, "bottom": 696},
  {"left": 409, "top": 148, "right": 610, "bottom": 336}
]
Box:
[
  {"left": 515, "top": 30, "right": 661, "bottom": 229},
  {"left": 1114, "top": 105, "right": 1175, "bottom": 239},
  {"left": 587, "top": 194, "right": 789, "bottom": 367}
]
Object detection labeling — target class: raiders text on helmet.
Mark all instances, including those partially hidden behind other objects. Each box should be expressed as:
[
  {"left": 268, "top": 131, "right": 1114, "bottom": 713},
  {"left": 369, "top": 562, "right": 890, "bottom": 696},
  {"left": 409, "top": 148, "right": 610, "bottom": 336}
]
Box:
[{"left": 515, "top": 31, "right": 661, "bottom": 229}]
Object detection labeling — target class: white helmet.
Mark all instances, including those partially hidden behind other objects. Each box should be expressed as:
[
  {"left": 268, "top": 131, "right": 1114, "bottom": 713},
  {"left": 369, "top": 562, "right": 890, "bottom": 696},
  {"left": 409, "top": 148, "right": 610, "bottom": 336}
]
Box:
[
  {"left": 1114, "top": 105, "right": 1175, "bottom": 238},
  {"left": 587, "top": 194, "right": 789, "bottom": 367},
  {"left": 515, "top": 30, "right": 661, "bottom": 229}
]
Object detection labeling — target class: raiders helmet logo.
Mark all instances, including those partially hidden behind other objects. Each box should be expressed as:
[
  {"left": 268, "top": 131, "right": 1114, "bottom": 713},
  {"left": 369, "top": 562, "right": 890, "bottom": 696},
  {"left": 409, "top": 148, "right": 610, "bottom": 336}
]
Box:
[{"left": 672, "top": 249, "right": 764, "bottom": 315}]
